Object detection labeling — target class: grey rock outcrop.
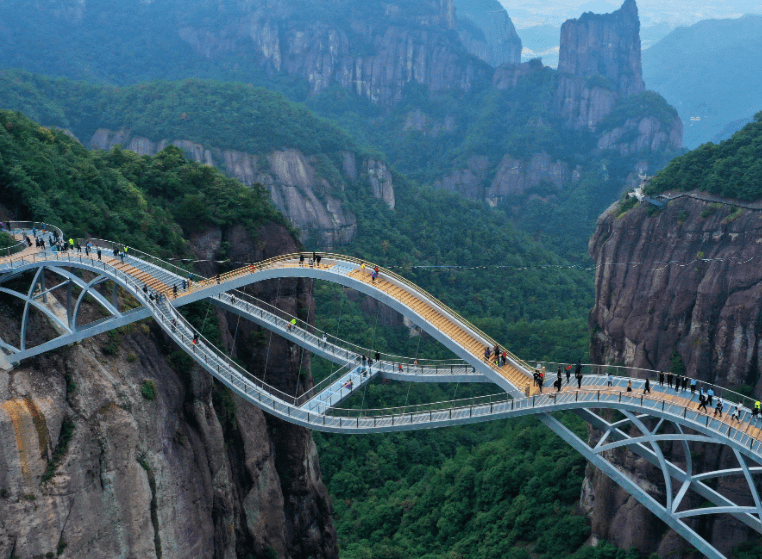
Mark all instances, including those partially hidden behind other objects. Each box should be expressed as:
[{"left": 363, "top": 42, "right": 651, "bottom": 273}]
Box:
[
  {"left": 558, "top": 0, "right": 645, "bottom": 98},
  {"left": 597, "top": 114, "right": 683, "bottom": 155},
  {"left": 174, "top": 0, "right": 481, "bottom": 107},
  {"left": 90, "top": 129, "right": 397, "bottom": 248},
  {"left": 555, "top": 75, "right": 619, "bottom": 130},
  {"left": 403, "top": 110, "right": 457, "bottom": 137},
  {"left": 455, "top": 0, "right": 522, "bottom": 67},
  {"left": 0, "top": 225, "right": 338, "bottom": 559},
  {"left": 435, "top": 152, "right": 582, "bottom": 202},
  {"left": 586, "top": 194, "right": 762, "bottom": 556}
]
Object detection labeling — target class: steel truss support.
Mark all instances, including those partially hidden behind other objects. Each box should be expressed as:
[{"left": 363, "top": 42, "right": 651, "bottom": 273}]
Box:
[
  {"left": 0, "top": 263, "right": 133, "bottom": 359},
  {"left": 548, "top": 407, "right": 762, "bottom": 559},
  {"left": 2, "top": 251, "right": 762, "bottom": 559}
]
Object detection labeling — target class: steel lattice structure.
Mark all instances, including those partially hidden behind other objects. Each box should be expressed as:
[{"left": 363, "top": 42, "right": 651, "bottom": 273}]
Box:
[{"left": 1, "top": 225, "right": 760, "bottom": 559}]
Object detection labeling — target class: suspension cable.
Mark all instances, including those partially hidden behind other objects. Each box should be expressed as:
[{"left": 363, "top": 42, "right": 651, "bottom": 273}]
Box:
[
  {"left": 262, "top": 277, "right": 281, "bottom": 383},
  {"left": 228, "top": 313, "right": 241, "bottom": 358},
  {"left": 328, "top": 285, "right": 347, "bottom": 376},
  {"left": 295, "top": 277, "right": 315, "bottom": 396}
]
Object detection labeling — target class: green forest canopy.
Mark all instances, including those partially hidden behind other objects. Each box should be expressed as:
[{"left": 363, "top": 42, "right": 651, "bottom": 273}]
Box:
[
  {"left": 0, "top": 109, "right": 293, "bottom": 255},
  {"left": 646, "top": 111, "right": 762, "bottom": 201}
]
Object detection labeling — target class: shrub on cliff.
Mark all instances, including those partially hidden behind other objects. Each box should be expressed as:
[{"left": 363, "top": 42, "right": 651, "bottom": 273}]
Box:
[{"left": 646, "top": 111, "right": 762, "bottom": 201}]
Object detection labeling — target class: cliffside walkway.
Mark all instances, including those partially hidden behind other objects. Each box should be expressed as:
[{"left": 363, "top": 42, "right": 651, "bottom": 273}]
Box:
[{"left": 1, "top": 221, "right": 761, "bottom": 559}]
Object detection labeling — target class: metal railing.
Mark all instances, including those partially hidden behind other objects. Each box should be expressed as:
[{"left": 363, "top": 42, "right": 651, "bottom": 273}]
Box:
[
  {"left": 181, "top": 251, "right": 533, "bottom": 375},
  {"left": 2, "top": 246, "right": 761, "bottom": 449},
  {"left": 533, "top": 361, "right": 761, "bottom": 417},
  {"left": 0, "top": 221, "right": 64, "bottom": 258},
  {"left": 216, "top": 289, "right": 468, "bottom": 371},
  {"left": 325, "top": 363, "right": 761, "bottom": 423}
]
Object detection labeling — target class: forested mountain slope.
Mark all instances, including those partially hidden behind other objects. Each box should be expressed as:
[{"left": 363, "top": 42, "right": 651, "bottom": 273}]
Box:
[
  {"left": 0, "top": 0, "right": 682, "bottom": 261},
  {"left": 0, "top": 109, "right": 337, "bottom": 559}
]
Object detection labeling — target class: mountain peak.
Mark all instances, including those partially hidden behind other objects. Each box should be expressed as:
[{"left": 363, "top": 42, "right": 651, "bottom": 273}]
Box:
[{"left": 558, "top": 0, "right": 645, "bottom": 97}]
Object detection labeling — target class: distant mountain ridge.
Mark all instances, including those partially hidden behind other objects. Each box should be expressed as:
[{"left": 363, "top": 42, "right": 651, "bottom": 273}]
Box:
[{"left": 643, "top": 14, "right": 762, "bottom": 148}]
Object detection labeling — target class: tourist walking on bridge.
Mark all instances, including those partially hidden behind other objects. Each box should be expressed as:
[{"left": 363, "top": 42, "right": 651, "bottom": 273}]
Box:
[
  {"left": 714, "top": 398, "right": 724, "bottom": 418},
  {"left": 644, "top": 378, "right": 651, "bottom": 394},
  {"left": 575, "top": 367, "right": 583, "bottom": 389},
  {"left": 707, "top": 388, "right": 714, "bottom": 407},
  {"left": 299, "top": 254, "right": 305, "bottom": 266},
  {"left": 565, "top": 365, "right": 571, "bottom": 384},
  {"left": 659, "top": 371, "right": 664, "bottom": 386},
  {"left": 667, "top": 371, "right": 673, "bottom": 388},
  {"left": 697, "top": 393, "right": 708, "bottom": 413},
  {"left": 730, "top": 402, "right": 742, "bottom": 422}
]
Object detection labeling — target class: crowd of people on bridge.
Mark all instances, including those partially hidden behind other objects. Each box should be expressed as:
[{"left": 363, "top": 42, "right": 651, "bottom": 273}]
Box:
[{"left": 517, "top": 359, "right": 762, "bottom": 426}]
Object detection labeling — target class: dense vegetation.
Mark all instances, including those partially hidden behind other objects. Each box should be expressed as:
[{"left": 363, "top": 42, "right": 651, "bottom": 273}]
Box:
[
  {"left": 0, "top": 70, "right": 356, "bottom": 158},
  {"left": 0, "top": 107, "right": 604, "bottom": 559},
  {"left": 316, "top": 417, "right": 590, "bottom": 559},
  {"left": 306, "top": 75, "right": 679, "bottom": 263},
  {"left": 646, "top": 112, "right": 762, "bottom": 201},
  {"left": 0, "top": 109, "right": 291, "bottom": 254}
]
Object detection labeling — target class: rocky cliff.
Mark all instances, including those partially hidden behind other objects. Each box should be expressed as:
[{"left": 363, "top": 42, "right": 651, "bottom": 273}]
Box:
[
  {"left": 455, "top": 0, "right": 522, "bottom": 67},
  {"left": 433, "top": 1, "right": 681, "bottom": 204},
  {"left": 558, "top": 0, "right": 645, "bottom": 98},
  {"left": 586, "top": 194, "right": 762, "bottom": 556},
  {"left": 89, "top": 129, "right": 395, "bottom": 249},
  {"left": 175, "top": 0, "right": 481, "bottom": 107},
  {"left": 0, "top": 220, "right": 338, "bottom": 559}
]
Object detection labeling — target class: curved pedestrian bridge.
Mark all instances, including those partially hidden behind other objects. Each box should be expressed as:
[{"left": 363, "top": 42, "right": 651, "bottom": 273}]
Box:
[{"left": 1, "top": 222, "right": 761, "bottom": 559}]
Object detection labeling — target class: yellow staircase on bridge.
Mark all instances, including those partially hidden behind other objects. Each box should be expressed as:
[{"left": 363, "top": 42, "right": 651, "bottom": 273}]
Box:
[{"left": 347, "top": 267, "right": 535, "bottom": 395}]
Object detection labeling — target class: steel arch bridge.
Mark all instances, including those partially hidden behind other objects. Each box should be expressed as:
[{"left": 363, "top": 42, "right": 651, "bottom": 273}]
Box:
[{"left": 1, "top": 223, "right": 762, "bottom": 559}]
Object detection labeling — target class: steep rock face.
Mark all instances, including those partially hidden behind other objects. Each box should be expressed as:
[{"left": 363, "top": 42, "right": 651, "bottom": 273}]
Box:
[
  {"left": 403, "top": 110, "right": 457, "bottom": 137},
  {"left": 90, "top": 129, "right": 395, "bottom": 248},
  {"left": 0, "top": 221, "right": 338, "bottom": 559},
  {"left": 174, "top": 0, "right": 481, "bottom": 107},
  {"left": 492, "top": 60, "right": 542, "bottom": 90},
  {"left": 590, "top": 195, "right": 762, "bottom": 390},
  {"left": 597, "top": 114, "right": 683, "bottom": 155},
  {"left": 434, "top": 155, "right": 490, "bottom": 199},
  {"left": 443, "top": 1, "right": 680, "bottom": 206},
  {"left": 558, "top": 0, "right": 645, "bottom": 98},
  {"left": 555, "top": 76, "right": 619, "bottom": 130},
  {"left": 487, "top": 152, "right": 579, "bottom": 200},
  {"left": 434, "top": 152, "right": 582, "bottom": 202},
  {"left": 586, "top": 194, "right": 762, "bottom": 555},
  {"left": 455, "top": 0, "right": 522, "bottom": 67}
]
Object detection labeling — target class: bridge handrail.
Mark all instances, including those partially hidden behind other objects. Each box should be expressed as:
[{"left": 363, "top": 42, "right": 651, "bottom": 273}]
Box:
[
  {"left": 83, "top": 238, "right": 196, "bottom": 281},
  {"left": 324, "top": 382, "right": 756, "bottom": 423},
  {"left": 156, "top": 302, "right": 304, "bottom": 406},
  {"left": 534, "top": 361, "right": 761, "bottom": 416},
  {"left": 103, "top": 245, "right": 475, "bottom": 369},
  {"left": 298, "top": 361, "right": 358, "bottom": 406},
  {"left": 185, "top": 251, "right": 534, "bottom": 374},
  {"left": 1, "top": 221, "right": 64, "bottom": 258},
  {"left": 218, "top": 290, "right": 468, "bottom": 370},
  {"left": 2, "top": 250, "right": 306, "bottom": 408}
]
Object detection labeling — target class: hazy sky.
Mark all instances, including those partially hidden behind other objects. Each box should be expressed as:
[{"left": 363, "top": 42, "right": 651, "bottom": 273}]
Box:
[{"left": 501, "top": 0, "right": 762, "bottom": 29}]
